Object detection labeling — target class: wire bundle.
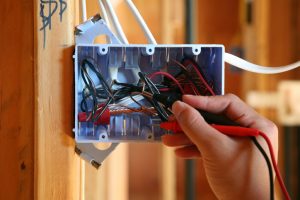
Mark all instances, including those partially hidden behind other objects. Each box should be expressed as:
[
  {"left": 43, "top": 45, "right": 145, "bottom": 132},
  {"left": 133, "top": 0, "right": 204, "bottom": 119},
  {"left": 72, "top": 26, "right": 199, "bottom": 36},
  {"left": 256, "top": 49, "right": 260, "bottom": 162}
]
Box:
[{"left": 79, "top": 56, "right": 215, "bottom": 123}]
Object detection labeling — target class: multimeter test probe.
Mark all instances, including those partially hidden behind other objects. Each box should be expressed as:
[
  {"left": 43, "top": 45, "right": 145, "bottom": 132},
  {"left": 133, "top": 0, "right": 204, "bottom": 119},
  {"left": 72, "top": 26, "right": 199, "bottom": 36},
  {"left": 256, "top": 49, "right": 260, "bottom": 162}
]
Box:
[{"left": 156, "top": 93, "right": 289, "bottom": 200}]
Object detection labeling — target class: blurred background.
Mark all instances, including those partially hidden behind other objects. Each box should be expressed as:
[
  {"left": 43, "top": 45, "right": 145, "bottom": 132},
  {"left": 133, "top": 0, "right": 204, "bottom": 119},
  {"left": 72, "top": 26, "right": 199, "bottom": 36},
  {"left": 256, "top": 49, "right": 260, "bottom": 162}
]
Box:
[{"left": 80, "top": 0, "right": 300, "bottom": 199}]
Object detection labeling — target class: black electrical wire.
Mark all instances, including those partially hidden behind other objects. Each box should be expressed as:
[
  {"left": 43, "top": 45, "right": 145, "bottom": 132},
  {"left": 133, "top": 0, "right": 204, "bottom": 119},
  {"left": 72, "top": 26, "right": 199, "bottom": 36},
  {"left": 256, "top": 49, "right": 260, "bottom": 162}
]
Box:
[
  {"left": 138, "top": 72, "right": 169, "bottom": 121},
  {"left": 144, "top": 75, "right": 160, "bottom": 94},
  {"left": 80, "top": 59, "right": 118, "bottom": 121},
  {"left": 80, "top": 62, "right": 99, "bottom": 117},
  {"left": 80, "top": 86, "right": 126, "bottom": 113},
  {"left": 138, "top": 72, "right": 156, "bottom": 94},
  {"left": 82, "top": 59, "right": 112, "bottom": 97},
  {"left": 79, "top": 58, "right": 214, "bottom": 123},
  {"left": 92, "top": 97, "right": 113, "bottom": 122},
  {"left": 251, "top": 136, "right": 274, "bottom": 200},
  {"left": 86, "top": 59, "right": 111, "bottom": 94}
]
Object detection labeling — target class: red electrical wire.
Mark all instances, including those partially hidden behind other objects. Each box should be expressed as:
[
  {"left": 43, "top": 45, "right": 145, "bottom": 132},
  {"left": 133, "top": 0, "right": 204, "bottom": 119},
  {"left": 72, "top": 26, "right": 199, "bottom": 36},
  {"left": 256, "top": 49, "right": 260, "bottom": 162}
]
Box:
[
  {"left": 171, "top": 60, "right": 201, "bottom": 95},
  {"left": 148, "top": 71, "right": 185, "bottom": 94},
  {"left": 259, "top": 131, "right": 291, "bottom": 200},
  {"left": 183, "top": 59, "right": 216, "bottom": 95}
]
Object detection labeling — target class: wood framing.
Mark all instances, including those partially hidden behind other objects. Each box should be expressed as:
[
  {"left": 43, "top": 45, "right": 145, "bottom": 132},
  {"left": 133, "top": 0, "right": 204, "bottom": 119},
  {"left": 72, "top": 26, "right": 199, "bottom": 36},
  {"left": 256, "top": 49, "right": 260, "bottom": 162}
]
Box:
[
  {"left": 0, "top": 1, "right": 34, "bottom": 199},
  {"left": 34, "top": 0, "right": 81, "bottom": 199}
]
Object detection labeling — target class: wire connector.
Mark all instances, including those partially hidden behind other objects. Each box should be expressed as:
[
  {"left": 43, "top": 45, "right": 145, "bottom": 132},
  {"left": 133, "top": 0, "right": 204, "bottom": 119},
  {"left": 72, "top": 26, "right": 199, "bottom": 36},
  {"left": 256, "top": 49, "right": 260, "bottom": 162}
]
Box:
[{"left": 78, "top": 107, "right": 110, "bottom": 125}]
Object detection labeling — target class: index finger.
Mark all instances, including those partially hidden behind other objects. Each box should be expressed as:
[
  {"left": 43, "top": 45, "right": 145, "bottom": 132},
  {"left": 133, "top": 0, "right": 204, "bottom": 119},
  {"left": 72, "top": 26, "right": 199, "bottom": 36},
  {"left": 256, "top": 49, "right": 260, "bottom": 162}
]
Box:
[{"left": 182, "top": 94, "right": 272, "bottom": 131}]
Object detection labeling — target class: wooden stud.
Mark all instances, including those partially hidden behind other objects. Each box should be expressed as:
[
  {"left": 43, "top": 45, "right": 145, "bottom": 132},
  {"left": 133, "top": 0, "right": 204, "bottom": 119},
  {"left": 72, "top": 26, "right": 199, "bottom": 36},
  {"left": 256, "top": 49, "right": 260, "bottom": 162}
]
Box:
[
  {"left": 34, "top": 0, "right": 81, "bottom": 199},
  {"left": 0, "top": 1, "right": 34, "bottom": 199}
]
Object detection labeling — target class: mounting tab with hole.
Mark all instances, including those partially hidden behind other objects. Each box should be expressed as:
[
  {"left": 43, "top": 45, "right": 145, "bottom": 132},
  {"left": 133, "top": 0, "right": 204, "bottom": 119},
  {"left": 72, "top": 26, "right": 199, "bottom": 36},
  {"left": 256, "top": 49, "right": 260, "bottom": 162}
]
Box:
[{"left": 74, "top": 14, "right": 122, "bottom": 168}]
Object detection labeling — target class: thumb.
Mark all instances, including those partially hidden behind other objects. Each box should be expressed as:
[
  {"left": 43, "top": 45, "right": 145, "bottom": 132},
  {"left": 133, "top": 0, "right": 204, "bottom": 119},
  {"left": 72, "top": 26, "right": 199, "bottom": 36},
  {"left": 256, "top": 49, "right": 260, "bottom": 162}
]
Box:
[{"left": 172, "top": 101, "right": 229, "bottom": 151}]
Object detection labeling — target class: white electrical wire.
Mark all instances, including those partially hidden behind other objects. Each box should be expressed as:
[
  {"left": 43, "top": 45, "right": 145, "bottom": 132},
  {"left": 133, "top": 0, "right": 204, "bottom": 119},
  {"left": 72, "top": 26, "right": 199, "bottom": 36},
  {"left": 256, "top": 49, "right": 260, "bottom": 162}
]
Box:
[
  {"left": 124, "top": 0, "right": 157, "bottom": 44},
  {"left": 225, "top": 53, "right": 300, "bottom": 74},
  {"left": 98, "top": 0, "right": 111, "bottom": 27},
  {"left": 81, "top": 0, "right": 87, "bottom": 22},
  {"left": 103, "top": 0, "right": 129, "bottom": 44},
  {"left": 120, "top": 1, "right": 299, "bottom": 74},
  {"left": 82, "top": 1, "right": 300, "bottom": 75}
]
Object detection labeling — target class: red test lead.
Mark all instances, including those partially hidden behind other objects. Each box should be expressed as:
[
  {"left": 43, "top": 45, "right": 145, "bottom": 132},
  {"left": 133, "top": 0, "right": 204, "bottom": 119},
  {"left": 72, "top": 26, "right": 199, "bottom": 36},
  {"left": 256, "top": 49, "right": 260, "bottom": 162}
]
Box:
[
  {"left": 160, "top": 121, "right": 291, "bottom": 200},
  {"left": 160, "top": 121, "right": 260, "bottom": 137}
]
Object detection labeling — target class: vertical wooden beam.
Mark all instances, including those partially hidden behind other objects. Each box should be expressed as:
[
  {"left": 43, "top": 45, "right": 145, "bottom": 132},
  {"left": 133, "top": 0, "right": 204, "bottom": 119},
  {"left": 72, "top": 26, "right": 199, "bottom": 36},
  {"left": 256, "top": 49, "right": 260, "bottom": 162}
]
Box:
[
  {"left": 84, "top": 144, "right": 129, "bottom": 200},
  {"left": 161, "top": 147, "right": 176, "bottom": 200},
  {"left": 161, "top": 0, "right": 175, "bottom": 43},
  {"left": 255, "top": 0, "right": 270, "bottom": 66},
  {"left": 243, "top": 0, "right": 300, "bottom": 198},
  {"left": 242, "top": 0, "right": 271, "bottom": 117},
  {"left": 34, "top": 0, "right": 81, "bottom": 199},
  {"left": 254, "top": 0, "right": 270, "bottom": 99},
  {"left": 243, "top": 0, "right": 300, "bottom": 97},
  {"left": 85, "top": 160, "right": 108, "bottom": 200},
  {"left": 107, "top": 144, "right": 129, "bottom": 200},
  {"left": 0, "top": 1, "right": 34, "bottom": 199}
]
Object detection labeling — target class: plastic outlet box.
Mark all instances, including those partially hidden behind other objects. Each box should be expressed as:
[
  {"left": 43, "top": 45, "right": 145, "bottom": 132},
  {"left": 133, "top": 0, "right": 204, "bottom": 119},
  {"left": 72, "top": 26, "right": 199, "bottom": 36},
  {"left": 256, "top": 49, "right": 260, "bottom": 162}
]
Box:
[{"left": 74, "top": 44, "right": 224, "bottom": 143}]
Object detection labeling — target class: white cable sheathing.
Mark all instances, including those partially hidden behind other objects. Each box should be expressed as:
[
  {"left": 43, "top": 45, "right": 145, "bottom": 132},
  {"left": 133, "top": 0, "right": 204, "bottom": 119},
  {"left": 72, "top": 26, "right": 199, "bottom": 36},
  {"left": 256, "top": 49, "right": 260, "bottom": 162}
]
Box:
[
  {"left": 225, "top": 53, "right": 300, "bottom": 74},
  {"left": 98, "top": 0, "right": 111, "bottom": 27},
  {"left": 103, "top": 0, "right": 129, "bottom": 44},
  {"left": 81, "top": 0, "right": 87, "bottom": 22},
  {"left": 124, "top": 0, "right": 157, "bottom": 44}
]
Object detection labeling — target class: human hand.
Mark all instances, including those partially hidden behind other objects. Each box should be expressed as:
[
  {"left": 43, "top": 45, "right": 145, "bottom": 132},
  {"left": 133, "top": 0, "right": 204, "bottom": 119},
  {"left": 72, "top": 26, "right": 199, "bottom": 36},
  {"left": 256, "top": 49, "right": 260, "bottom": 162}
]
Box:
[{"left": 162, "top": 94, "right": 278, "bottom": 200}]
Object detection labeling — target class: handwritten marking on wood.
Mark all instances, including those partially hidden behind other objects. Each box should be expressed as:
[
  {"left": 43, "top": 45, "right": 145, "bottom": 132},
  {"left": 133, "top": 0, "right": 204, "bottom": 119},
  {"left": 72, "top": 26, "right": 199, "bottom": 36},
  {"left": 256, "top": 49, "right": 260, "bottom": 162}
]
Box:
[{"left": 39, "top": 0, "right": 67, "bottom": 48}]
